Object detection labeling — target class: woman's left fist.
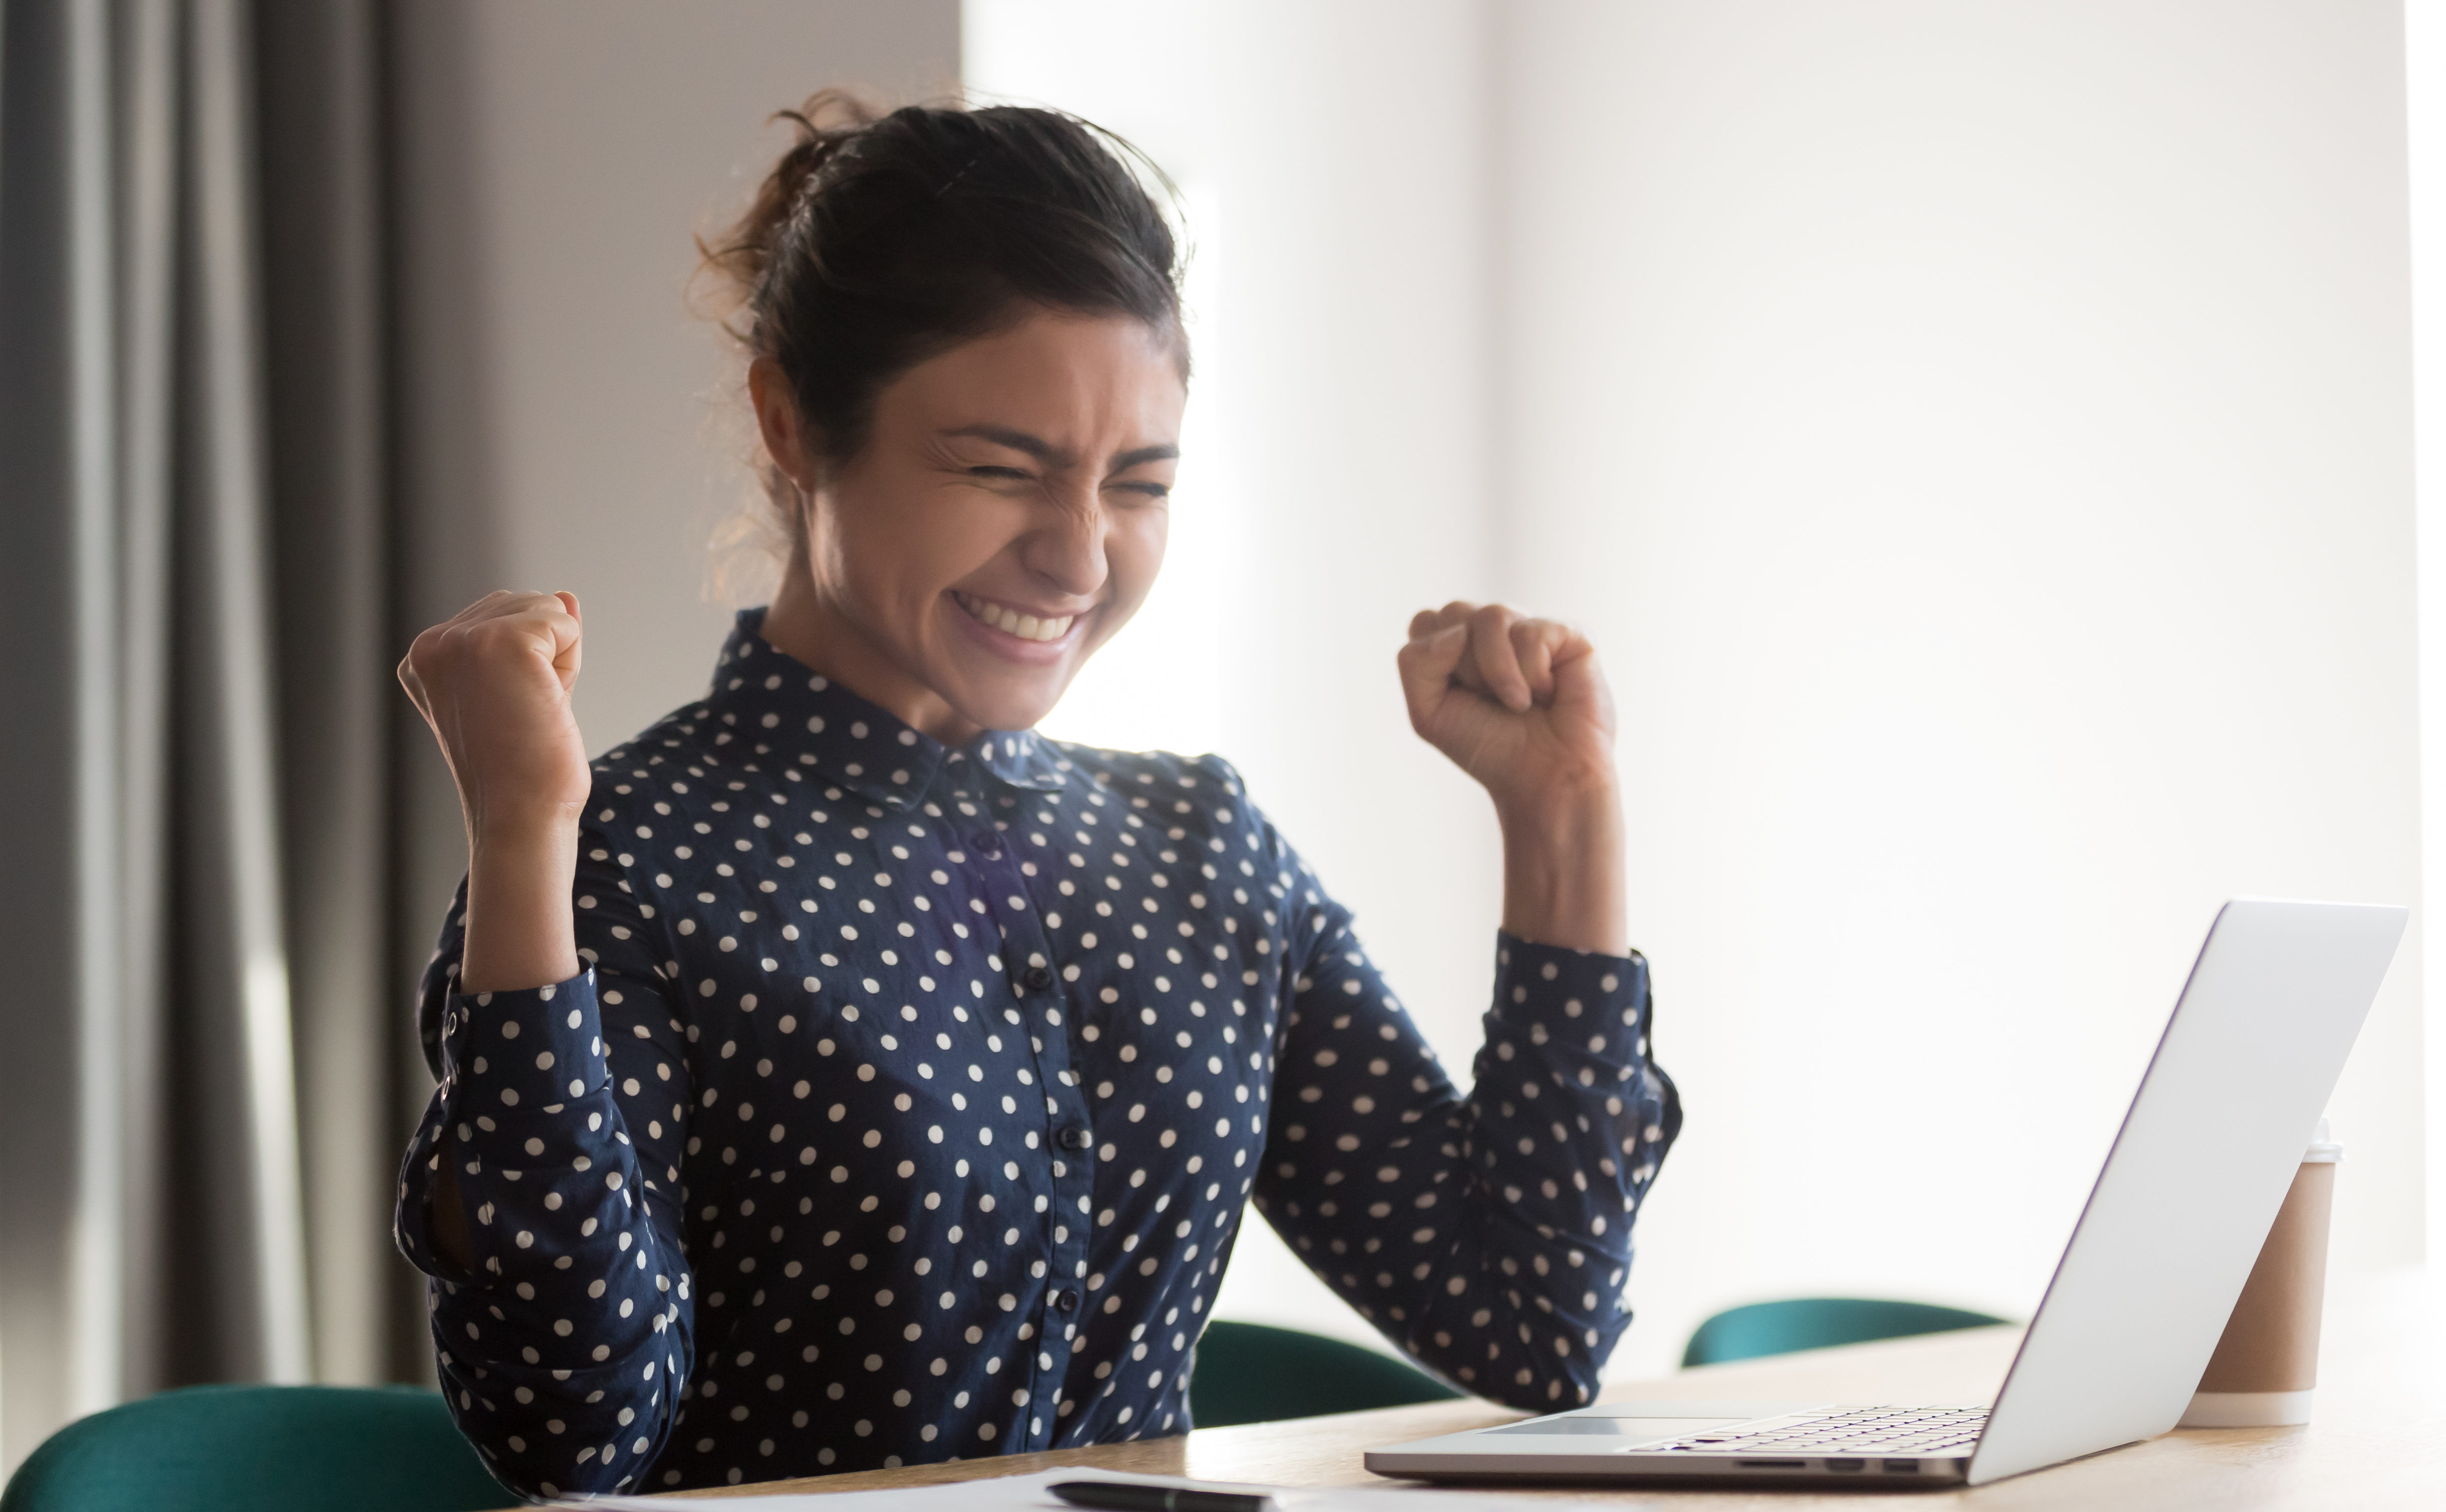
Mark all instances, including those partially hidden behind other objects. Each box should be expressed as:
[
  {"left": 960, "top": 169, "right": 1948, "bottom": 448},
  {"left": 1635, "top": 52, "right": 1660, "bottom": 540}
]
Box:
[{"left": 1396, "top": 602, "right": 1618, "bottom": 815}]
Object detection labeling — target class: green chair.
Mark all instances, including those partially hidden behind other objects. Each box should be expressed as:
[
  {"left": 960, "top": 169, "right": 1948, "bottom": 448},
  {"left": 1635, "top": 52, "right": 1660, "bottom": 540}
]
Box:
[
  {"left": 1682, "top": 1298, "right": 2011, "bottom": 1368},
  {"left": 1189, "top": 1321, "right": 1462, "bottom": 1427},
  {"left": 0, "top": 1384, "right": 513, "bottom": 1512}
]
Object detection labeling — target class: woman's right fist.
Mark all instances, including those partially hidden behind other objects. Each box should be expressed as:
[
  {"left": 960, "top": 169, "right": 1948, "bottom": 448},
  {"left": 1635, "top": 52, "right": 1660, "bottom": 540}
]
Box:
[{"left": 399, "top": 590, "right": 592, "bottom": 840}]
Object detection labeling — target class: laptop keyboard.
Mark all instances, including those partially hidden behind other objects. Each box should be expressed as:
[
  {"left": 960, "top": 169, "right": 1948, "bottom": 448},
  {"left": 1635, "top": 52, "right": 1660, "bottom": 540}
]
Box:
[{"left": 1660, "top": 1406, "right": 1988, "bottom": 1456}]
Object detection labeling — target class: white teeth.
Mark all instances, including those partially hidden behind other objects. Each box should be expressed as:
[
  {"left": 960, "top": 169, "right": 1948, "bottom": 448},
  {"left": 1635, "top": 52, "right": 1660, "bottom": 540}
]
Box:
[{"left": 959, "top": 593, "right": 1075, "bottom": 642}]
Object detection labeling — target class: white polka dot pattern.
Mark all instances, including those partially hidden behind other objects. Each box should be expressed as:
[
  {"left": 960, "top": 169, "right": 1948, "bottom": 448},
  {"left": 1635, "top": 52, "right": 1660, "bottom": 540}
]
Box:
[{"left": 393, "top": 610, "right": 1681, "bottom": 1499}]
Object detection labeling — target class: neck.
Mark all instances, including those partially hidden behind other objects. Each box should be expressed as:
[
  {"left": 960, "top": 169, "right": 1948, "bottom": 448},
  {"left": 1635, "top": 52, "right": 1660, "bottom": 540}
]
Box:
[{"left": 759, "top": 568, "right": 986, "bottom": 746}]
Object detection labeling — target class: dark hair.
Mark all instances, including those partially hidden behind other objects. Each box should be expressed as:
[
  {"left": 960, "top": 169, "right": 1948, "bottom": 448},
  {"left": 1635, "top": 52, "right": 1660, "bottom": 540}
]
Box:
[{"left": 700, "top": 92, "right": 1187, "bottom": 515}]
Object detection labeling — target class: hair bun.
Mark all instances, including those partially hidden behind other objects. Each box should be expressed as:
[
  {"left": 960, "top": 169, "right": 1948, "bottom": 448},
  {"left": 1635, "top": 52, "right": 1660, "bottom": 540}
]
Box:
[{"left": 695, "top": 90, "right": 877, "bottom": 331}]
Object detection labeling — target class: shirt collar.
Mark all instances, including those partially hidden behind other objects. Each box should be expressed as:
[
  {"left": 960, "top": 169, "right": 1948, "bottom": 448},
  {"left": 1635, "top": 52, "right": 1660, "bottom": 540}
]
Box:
[{"left": 703, "top": 609, "right": 1069, "bottom": 811}]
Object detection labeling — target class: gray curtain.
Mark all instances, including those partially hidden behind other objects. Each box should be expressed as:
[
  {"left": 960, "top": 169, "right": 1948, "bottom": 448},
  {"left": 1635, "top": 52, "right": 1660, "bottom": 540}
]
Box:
[{"left": 0, "top": 0, "right": 419, "bottom": 1471}]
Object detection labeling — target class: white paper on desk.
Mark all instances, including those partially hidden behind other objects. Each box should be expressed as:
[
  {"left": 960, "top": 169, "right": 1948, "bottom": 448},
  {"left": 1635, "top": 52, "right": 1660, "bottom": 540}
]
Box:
[{"left": 558, "top": 1466, "right": 1655, "bottom": 1511}]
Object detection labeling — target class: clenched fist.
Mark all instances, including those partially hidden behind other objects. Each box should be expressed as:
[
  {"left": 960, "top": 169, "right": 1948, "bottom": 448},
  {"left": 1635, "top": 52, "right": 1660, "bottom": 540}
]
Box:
[
  {"left": 1399, "top": 602, "right": 1616, "bottom": 808},
  {"left": 399, "top": 590, "right": 590, "bottom": 993},
  {"left": 401, "top": 590, "right": 591, "bottom": 834}
]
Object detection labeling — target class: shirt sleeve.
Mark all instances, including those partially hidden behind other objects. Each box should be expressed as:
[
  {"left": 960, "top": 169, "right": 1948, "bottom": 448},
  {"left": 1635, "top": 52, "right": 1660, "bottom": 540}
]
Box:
[
  {"left": 392, "top": 831, "right": 698, "bottom": 1498},
  {"left": 1250, "top": 832, "right": 1681, "bottom": 1412}
]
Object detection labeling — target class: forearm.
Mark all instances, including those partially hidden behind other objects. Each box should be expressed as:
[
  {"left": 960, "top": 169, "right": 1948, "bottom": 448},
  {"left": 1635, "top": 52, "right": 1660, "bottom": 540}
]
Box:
[
  {"left": 1494, "top": 775, "right": 1627, "bottom": 957},
  {"left": 462, "top": 817, "right": 582, "bottom": 994}
]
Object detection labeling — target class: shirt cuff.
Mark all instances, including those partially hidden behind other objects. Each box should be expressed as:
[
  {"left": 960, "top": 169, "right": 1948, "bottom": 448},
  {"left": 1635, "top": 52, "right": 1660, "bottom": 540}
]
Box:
[
  {"left": 1489, "top": 931, "right": 1650, "bottom": 1052},
  {"left": 438, "top": 968, "right": 610, "bottom": 1112}
]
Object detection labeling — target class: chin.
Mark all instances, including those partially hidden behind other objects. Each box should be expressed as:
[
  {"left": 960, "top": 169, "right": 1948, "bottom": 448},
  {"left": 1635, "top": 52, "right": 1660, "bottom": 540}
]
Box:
[{"left": 947, "top": 680, "right": 1067, "bottom": 735}]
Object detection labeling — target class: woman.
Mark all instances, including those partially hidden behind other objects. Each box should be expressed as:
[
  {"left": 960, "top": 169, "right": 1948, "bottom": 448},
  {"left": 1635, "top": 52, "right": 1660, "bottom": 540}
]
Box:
[{"left": 394, "top": 97, "right": 1679, "bottom": 1498}]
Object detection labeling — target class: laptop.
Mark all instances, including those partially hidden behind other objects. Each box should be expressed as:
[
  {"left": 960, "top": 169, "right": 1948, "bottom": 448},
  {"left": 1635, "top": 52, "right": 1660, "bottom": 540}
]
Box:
[{"left": 1366, "top": 898, "right": 2405, "bottom": 1489}]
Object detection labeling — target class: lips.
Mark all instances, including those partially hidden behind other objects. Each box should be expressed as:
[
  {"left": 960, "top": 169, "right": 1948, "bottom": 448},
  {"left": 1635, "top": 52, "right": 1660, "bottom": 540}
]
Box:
[{"left": 954, "top": 591, "right": 1078, "bottom": 643}]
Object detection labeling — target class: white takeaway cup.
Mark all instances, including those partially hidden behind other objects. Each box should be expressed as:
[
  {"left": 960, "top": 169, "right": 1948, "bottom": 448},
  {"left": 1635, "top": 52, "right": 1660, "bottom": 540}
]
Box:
[{"left": 2177, "top": 1119, "right": 2342, "bottom": 1429}]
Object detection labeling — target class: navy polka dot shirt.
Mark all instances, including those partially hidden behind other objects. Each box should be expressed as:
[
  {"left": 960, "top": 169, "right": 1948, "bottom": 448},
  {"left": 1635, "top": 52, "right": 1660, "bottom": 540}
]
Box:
[{"left": 394, "top": 609, "right": 1681, "bottom": 1498}]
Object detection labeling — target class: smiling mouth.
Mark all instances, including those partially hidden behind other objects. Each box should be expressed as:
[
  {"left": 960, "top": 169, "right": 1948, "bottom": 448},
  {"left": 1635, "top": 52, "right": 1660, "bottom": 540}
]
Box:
[{"left": 954, "top": 591, "right": 1078, "bottom": 643}]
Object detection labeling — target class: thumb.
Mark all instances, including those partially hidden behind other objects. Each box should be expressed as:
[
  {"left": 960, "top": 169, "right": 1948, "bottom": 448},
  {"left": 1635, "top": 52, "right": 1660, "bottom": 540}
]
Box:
[
  {"left": 546, "top": 591, "right": 583, "bottom": 690},
  {"left": 1395, "top": 623, "right": 1470, "bottom": 733}
]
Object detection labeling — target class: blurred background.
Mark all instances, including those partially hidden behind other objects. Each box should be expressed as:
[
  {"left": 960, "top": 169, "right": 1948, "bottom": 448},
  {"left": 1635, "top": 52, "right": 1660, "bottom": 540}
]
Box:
[{"left": 2, "top": 0, "right": 2441, "bottom": 1475}]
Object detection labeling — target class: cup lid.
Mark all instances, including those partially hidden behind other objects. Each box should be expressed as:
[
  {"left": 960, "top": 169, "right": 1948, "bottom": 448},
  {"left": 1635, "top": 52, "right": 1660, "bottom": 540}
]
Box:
[{"left": 2304, "top": 1115, "right": 2343, "bottom": 1164}]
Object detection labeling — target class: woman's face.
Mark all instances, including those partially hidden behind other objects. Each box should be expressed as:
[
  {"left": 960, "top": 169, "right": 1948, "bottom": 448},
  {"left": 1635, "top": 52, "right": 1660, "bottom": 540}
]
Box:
[{"left": 756, "top": 309, "right": 1186, "bottom": 740}]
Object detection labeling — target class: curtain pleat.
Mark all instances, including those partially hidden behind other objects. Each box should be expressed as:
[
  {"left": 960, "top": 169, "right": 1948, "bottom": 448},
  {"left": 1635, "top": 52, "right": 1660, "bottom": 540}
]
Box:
[
  {"left": 254, "top": 0, "right": 396, "bottom": 1389},
  {"left": 66, "top": 0, "right": 130, "bottom": 1424},
  {"left": 112, "top": 0, "right": 178, "bottom": 1402},
  {"left": 0, "top": 0, "right": 89, "bottom": 1465},
  {"left": 189, "top": 0, "right": 311, "bottom": 1387}
]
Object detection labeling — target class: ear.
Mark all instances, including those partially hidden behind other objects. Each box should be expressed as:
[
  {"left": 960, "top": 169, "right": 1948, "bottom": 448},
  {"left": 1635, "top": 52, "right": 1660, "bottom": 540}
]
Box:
[{"left": 749, "top": 357, "right": 820, "bottom": 496}]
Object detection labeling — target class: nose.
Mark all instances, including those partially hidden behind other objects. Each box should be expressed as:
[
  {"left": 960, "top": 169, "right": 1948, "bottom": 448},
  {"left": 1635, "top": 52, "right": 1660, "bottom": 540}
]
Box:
[{"left": 1019, "top": 483, "right": 1109, "bottom": 600}]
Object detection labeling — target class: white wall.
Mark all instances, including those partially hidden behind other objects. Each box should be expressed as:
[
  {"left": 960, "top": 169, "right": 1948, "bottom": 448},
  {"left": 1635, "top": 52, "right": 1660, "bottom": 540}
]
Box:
[
  {"left": 1499, "top": 0, "right": 2422, "bottom": 1377},
  {"left": 2407, "top": 0, "right": 2446, "bottom": 1277},
  {"left": 975, "top": 0, "right": 2427, "bottom": 1381}
]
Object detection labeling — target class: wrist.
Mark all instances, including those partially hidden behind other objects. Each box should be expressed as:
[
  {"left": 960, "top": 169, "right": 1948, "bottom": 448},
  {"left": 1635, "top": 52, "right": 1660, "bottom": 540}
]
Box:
[
  {"left": 1494, "top": 772, "right": 1627, "bottom": 958},
  {"left": 1490, "top": 765, "right": 1621, "bottom": 841},
  {"left": 464, "top": 798, "right": 583, "bottom": 853}
]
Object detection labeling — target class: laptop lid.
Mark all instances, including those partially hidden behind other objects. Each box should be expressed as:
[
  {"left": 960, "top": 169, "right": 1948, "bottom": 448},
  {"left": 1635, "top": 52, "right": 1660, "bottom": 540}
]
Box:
[{"left": 1966, "top": 899, "right": 2404, "bottom": 1485}]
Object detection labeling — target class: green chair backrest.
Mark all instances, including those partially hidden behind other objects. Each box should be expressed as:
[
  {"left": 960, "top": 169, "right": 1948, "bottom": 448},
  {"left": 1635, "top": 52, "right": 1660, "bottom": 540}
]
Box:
[
  {"left": 1682, "top": 1297, "right": 2011, "bottom": 1368},
  {"left": 1188, "top": 1320, "right": 1461, "bottom": 1428},
  {"left": 0, "top": 1385, "right": 512, "bottom": 1512}
]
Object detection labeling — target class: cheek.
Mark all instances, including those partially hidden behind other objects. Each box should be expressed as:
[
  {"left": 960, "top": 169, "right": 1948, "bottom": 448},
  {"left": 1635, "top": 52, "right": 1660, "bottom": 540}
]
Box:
[
  {"left": 1105, "top": 512, "right": 1170, "bottom": 616},
  {"left": 830, "top": 493, "right": 1003, "bottom": 609}
]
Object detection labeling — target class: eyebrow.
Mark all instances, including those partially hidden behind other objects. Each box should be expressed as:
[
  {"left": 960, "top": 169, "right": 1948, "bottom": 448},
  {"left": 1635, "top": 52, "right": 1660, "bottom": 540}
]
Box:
[
  {"left": 941, "top": 425, "right": 1177, "bottom": 473},
  {"left": 1109, "top": 443, "right": 1179, "bottom": 470}
]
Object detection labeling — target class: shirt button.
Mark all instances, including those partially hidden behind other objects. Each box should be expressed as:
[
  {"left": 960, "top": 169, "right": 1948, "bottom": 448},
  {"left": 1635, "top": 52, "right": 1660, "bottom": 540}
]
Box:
[
  {"left": 1058, "top": 1125, "right": 1092, "bottom": 1151},
  {"left": 971, "top": 831, "right": 1004, "bottom": 860},
  {"left": 1053, "top": 1287, "right": 1080, "bottom": 1313},
  {"left": 1022, "top": 964, "right": 1055, "bottom": 992}
]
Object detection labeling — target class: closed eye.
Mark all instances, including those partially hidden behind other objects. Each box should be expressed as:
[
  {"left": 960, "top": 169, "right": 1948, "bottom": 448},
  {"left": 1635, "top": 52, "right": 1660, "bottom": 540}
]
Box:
[
  {"left": 967, "top": 465, "right": 1032, "bottom": 481},
  {"left": 1112, "top": 481, "right": 1171, "bottom": 499}
]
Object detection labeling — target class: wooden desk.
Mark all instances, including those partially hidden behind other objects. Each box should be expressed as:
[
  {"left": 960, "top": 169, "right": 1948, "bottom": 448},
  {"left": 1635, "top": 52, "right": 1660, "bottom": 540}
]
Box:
[{"left": 604, "top": 1268, "right": 2446, "bottom": 1509}]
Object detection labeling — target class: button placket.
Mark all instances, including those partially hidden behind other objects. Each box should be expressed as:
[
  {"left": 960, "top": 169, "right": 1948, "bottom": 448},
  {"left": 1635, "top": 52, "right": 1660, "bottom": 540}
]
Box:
[{"left": 972, "top": 804, "right": 1087, "bottom": 1450}]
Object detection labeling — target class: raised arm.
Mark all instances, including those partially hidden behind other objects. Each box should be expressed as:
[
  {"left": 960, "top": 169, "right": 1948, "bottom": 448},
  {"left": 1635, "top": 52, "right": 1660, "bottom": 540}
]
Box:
[
  {"left": 394, "top": 592, "right": 698, "bottom": 1496},
  {"left": 1249, "top": 604, "right": 1680, "bottom": 1408},
  {"left": 1395, "top": 601, "right": 1625, "bottom": 957}
]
